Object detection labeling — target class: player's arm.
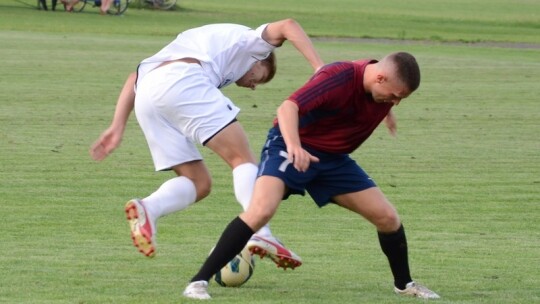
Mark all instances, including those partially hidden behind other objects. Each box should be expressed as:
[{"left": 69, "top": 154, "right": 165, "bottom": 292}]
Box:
[
  {"left": 262, "top": 19, "right": 324, "bottom": 72},
  {"left": 276, "top": 100, "right": 319, "bottom": 172},
  {"left": 108, "top": 71, "right": 137, "bottom": 131},
  {"left": 384, "top": 109, "right": 397, "bottom": 137},
  {"left": 89, "top": 72, "right": 137, "bottom": 161}
]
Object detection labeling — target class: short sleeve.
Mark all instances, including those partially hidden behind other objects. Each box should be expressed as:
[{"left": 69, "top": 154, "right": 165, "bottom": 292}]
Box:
[{"left": 244, "top": 23, "right": 276, "bottom": 60}]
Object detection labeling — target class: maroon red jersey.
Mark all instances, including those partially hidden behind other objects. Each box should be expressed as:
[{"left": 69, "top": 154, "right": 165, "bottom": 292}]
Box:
[{"left": 274, "top": 60, "right": 393, "bottom": 154}]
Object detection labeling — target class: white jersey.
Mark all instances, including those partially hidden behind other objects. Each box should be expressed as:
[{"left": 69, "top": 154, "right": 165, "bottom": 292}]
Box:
[{"left": 136, "top": 23, "right": 275, "bottom": 90}]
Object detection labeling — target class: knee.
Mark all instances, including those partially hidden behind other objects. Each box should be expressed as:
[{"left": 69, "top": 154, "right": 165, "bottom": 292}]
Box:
[
  {"left": 374, "top": 209, "right": 401, "bottom": 233},
  {"left": 257, "top": 210, "right": 274, "bottom": 225},
  {"left": 242, "top": 203, "right": 275, "bottom": 231},
  {"left": 193, "top": 177, "right": 212, "bottom": 202},
  {"left": 249, "top": 209, "right": 273, "bottom": 226}
]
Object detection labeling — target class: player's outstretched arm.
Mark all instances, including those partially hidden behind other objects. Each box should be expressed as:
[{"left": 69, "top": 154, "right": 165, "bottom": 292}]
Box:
[
  {"left": 262, "top": 19, "right": 324, "bottom": 72},
  {"left": 89, "top": 72, "right": 137, "bottom": 161}
]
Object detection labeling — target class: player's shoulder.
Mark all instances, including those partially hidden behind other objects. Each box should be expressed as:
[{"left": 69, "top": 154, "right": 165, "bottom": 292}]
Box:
[
  {"left": 314, "top": 61, "right": 357, "bottom": 80},
  {"left": 326, "top": 61, "right": 354, "bottom": 68},
  {"left": 319, "top": 61, "right": 356, "bottom": 73}
]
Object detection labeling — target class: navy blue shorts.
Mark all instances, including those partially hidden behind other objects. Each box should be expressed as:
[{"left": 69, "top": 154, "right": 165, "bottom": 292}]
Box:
[{"left": 258, "top": 128, "right": 377, "bottom": 207}]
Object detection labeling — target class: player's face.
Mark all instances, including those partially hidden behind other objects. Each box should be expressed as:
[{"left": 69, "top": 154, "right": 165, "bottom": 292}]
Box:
[
  {"left": 236, "top": 62, "right": 269, "bottom": 90},
  {"left": 371, "top": 75, "right": 411, "bottom": 106}
]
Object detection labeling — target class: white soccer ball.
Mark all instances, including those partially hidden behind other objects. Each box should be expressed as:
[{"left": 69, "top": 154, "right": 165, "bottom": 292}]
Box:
[{"left": 213, "top": 245, "right": 255, "bottom": 287}]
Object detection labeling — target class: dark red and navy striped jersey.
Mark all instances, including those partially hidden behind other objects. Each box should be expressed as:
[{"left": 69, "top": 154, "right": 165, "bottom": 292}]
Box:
[{"left": 275, "top": 60, "right": 393, "bottom": 154}]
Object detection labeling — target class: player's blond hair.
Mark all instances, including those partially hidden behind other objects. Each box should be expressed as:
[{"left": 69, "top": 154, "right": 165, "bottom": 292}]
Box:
[{"left": 260, "top": 52, "right": 277, "bottom": 84}]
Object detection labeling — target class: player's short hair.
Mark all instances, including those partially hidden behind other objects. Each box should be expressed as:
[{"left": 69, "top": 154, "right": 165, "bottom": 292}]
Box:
[
  {"left": 260, "top": 52, "right": 276, "bottom": 83},
  {"left": 386, "top": 52, "right": 421, "bottom": 92}
]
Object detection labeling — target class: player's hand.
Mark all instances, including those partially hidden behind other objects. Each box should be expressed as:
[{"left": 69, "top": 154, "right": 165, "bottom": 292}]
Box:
[
  {"left": 384, "top": 110, "right": 397, "bottom": 137},
  {"left": 287, "top": 145, "right": 319, "bottom": 172},
  {"left": 89, "top": 127, "right": 123, "bottom": 161}
]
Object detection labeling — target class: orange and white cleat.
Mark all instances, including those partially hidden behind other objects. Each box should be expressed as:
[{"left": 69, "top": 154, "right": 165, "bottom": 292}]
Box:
[
  {"left": 247, "top": 235, "right": 302, "bottom": 270},
  {"left": 125, "top": 199, "right": 156, "bottom": 258}
]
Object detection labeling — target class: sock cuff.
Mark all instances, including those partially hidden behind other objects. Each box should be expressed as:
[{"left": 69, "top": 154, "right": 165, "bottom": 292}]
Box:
[
  {"left": 232, "top": 162, "right": 258, "bottom": 174},
  {"left": 175, "top": 176, "right": 197, "bottom": 203},
  {"left": 377, "top": 224, "right": 405, "bottom": 238},
  {"left": 378, "top": 223, "right": 405, "bottom": 240},
  {"left": 233, "top": 216, "right": 256, "bottom": 235}
]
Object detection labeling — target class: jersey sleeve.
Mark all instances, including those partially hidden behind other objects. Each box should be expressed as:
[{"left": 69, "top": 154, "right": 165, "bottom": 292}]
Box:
[{"left": 244, "top": 23, "right": 276, "bottom": 60}]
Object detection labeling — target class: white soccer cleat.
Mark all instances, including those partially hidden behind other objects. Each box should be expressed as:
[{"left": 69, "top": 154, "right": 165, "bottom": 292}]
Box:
[
  {"left": 183, "top": 280, "right": 211, "bottom": 300},
  {"left": 247, "top": 235, "right": 302, "bottom": 270},
  {"left": 394, "top": 281, "right": 440, "bottom": 299},
  {"left": 125, "top": 199, "right": 156, "bottom": 258}
]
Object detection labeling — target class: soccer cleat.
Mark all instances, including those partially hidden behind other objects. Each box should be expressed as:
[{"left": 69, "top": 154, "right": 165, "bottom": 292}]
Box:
[
  {"left": 125, "top": 199, "right": 156, "bottom": 258},
  {"left": 183, "top": 280, "right": 211, "bottom": 300},
  {"left": 247, "top": 235, "right": 302, "bottom": 270},
  {"left": 394, "top": 281, "right": 440, "bottom": 299}
]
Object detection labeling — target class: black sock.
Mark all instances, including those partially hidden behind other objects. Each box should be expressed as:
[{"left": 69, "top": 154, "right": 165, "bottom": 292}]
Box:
[
  {"left": 378, "top": 224, "right": 412, "bottom": 290},
  {"left": 191, "top": 216, "right": 255, "bottom": 282}
]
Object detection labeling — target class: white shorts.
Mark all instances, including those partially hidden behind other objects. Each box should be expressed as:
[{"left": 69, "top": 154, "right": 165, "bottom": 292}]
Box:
[{"left": 134, "top": 62, "right": 240, "bottom": 171}]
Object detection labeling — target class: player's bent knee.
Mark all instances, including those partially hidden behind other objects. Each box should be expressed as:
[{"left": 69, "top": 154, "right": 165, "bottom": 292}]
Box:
[
  {"left": 241, "top": 209, "right": 273, "bottom": 231},
  {"left": 194, "top": 180, "right": 212, "bottom": 202},
  {"left": 374, "top": 211, "right": 401, "bottom": 232}
]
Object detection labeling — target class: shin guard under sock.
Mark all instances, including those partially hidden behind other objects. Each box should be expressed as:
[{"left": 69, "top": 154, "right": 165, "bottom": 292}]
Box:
[{"left": 378, "top": 224, "right": 413, "bottom": 290}]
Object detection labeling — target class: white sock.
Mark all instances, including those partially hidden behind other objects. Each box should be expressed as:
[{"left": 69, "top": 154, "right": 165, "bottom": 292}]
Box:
[
  {"left": 232, "top": 163, "right": 272, "bottom": 237},
  {"left": 142, "top": 176, "right": 197, "bottom": 230}
]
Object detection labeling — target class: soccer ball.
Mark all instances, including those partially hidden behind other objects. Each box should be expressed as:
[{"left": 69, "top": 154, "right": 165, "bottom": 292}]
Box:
[{"left": 212, "top": 245, "right": 255, "bottom": 287}]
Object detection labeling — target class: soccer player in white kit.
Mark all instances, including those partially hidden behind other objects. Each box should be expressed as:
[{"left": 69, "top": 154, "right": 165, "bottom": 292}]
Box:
[{"left": 89, "top": 19, "right": 324, "bottom": 268}]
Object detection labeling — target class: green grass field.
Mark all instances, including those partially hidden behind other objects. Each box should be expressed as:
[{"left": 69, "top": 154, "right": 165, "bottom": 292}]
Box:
[{"left": 1, "top": 1, "right": 539, "bottom": 303}]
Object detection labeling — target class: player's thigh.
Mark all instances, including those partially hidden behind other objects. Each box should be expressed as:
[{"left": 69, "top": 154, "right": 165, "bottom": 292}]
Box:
[
  {"left": 333, "top": 187, "right": 400, "bottom": 231},
  {"left": 205, "top": 121, "right": 257, "bottom": 169},
  {"left": 135, "top": 98, "right": 205, "bottom": 171}
]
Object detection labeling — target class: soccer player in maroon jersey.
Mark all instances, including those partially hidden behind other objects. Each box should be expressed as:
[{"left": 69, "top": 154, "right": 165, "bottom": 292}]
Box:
[{"left": 183, "top": 52, "right": 440, "bottom": 300}]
